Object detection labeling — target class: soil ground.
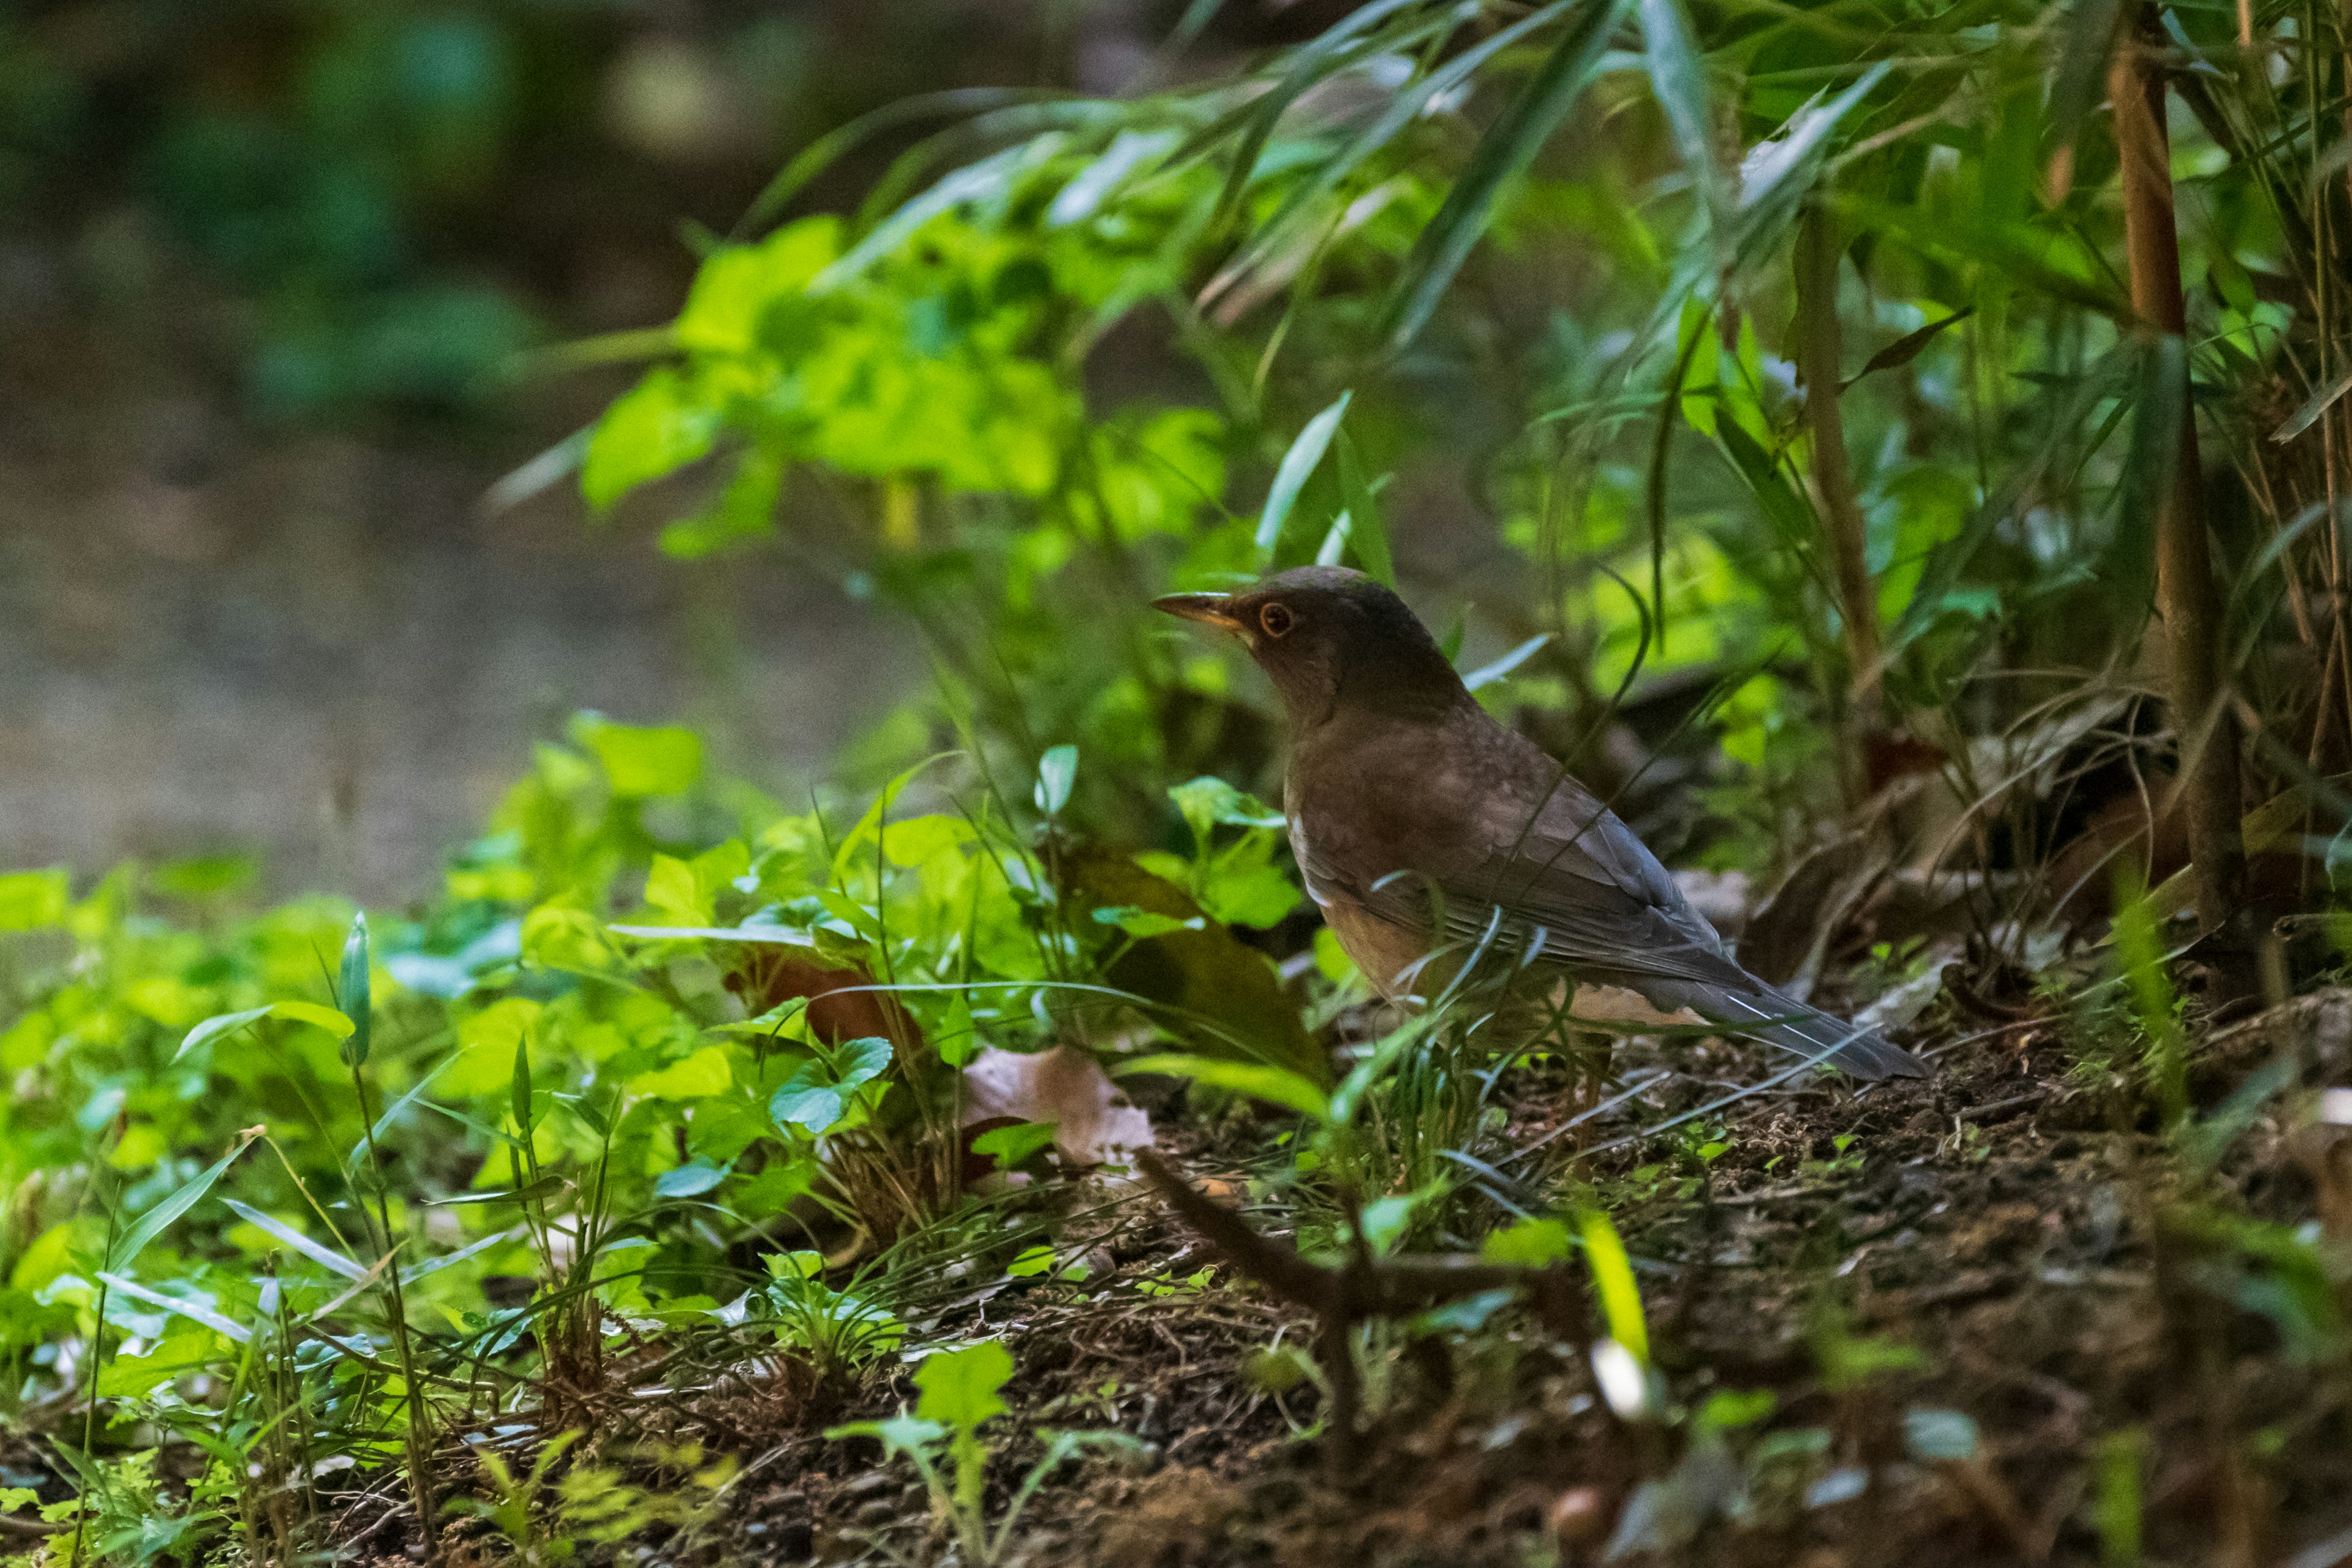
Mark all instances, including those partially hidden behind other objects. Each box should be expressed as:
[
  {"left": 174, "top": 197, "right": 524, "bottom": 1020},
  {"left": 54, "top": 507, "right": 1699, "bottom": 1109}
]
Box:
[{"left": 306, "top": 984, "right": 2352, "bottom": 1568}]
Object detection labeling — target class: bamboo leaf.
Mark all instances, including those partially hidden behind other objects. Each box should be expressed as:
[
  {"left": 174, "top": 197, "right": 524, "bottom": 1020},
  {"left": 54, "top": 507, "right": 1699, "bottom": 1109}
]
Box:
[
  {"left": 338, "top": 913, "right": 372, "bottom": 1067},
  {"left": 2048, "top": 0, "right": 2125, "bottom": 176},
  {"left": 219, "top": 1198, "right": 370, "bottom": 1283},
  {"left": 112, "top": 1133, "right": 257, "bottom": 1273},
  {"left": 1578, "top": 1208, "right": 1648, "bottom": 1363},
  {"left": 1727, "top": 64, "right": 1888, "bottom": 268},
  {"left": 1333, "top": 428, "right": 1394, "bottom": 585},
  {"left": 1207, "top": 0, "right": 1431, "bottom": 233},
  {"left": 1463, "top": 634, "right": 1552, "bottom": 691},
  {"left": 1116, "top": 1054, "right": 1330, "bottom": 1120},
  {"left": 1385, "top": 0, "right": 1630, "bottom": 352},
  {"left": 95, "top": 1273, "right": 251, "bottom": 1345},
  {"left": 1715, "top": 421, "right": 1820, "bottom": 556},
  {"left": 2272, "top": 366, "right": 2352, "bottom": 443},
  {"left": 173, "top": 1006, "right": 277, "bottom": 1063},
  {"left": 1637, "top": 0, "right": 1722, "bottom": 214},
  {"left": 2103, "top": 332, "right": 2187, "bottom": 619},
  {"left": 1848, "top": 307, "right": 1975, "bottom": 385},
  {"left": 1257, "top": 391, "right": 1352, "bottom": 555},
  {"left": 511, "top": 1034, "right": 534, "bottom": 1140}
]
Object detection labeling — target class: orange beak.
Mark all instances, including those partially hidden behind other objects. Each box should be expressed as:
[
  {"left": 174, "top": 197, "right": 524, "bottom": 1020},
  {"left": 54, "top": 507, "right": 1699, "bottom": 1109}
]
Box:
[{"left": 1151, "top": 593, "right": 1244, "bottom": 633}]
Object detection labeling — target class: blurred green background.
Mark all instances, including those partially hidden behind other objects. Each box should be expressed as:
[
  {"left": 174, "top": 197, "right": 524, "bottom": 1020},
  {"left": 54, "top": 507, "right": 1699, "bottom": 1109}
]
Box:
[{"left": 0, "top": 0, "right": 1338, "bottom": 900}]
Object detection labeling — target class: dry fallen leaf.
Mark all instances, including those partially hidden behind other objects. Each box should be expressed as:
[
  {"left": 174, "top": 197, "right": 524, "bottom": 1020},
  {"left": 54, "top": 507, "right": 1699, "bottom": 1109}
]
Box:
[{"left": 961, "top": 1046, "right": 1154, "bottom": 1169}]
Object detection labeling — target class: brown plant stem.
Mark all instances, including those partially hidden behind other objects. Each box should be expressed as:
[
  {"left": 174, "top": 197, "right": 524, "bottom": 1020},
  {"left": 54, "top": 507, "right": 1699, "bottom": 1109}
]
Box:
[
  {"left": 1133, "top": 1150, "right": 1585, "bottom": 1474},
  {"left": 2111, "top": 20, "right": 2249, "bottom": 938},
  {"left": 1795, "top": 201, "right": 1883, "bottom": 802}
]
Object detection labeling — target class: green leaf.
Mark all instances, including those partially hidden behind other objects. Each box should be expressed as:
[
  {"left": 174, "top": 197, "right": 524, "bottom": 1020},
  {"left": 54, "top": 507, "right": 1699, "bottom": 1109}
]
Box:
[
  {"left": 823, "top": 1413, "right": 948, "bottom": 1461},
  {"left": 511, "top": 1034, "right": 533, "bottom": 1137},
  {"left": 1850, "top": 309, "right": 1975, "bottom": 385},
  {"left": 0, "top": 869, "right": 70, "bottom": 932},
  {"left": 1725, "top": 64, "right": 1888, "bottom": 268},
  {"left": 1092, "top": 907, "right": 1202, "bottom": 938},
  {"left": 1579, "top": 1209, "right": 1647, "bottom": 1364},
  {"left": 770, "top": 1080, "right": 848, "bottom": 1136},
  {"left": 1384, "top": 0, "right": 1627, "bottom": 351},
  {"left": 1904, "top": 1407, "right": 1980, "bottom": 1461},
  {"left": 1715, "top": 420, "right": 1820, "bottom": 558},
  {"left": 573, "top": 713, "right": 704, "bottom": 797},
  {"left": 173, "top": 1006, "right": 278, "bottom": 1063},
  {"left": 2272, "top": 365, "right": 2352, "bottom": 445},
  {"left": 1461, "top": 634, "right": 1551, "bottom": 692},
  {"left": 1637, "top": 0, "right": 1722, "bottom": 216},
  {"left": 338, "top": 913, "right": 372, "bottom": 1068},
  {"left": 655, "top": 1159, "right": 731, "bottom": 1198},
  {"left": 1117, "top": 1054, "right": 1329, "bottom": 1120},
  {"left": 1072, "top": 853, "right": 1325, "bottom": 1085},
  {"left": 1332, "top": 429, "right": 1392, "bottom": 586},
  {"left": 2103, "top": 333, "right": 2187, "bottom": 620},
  {"left": 1034, "top": 744, "right": 1079, "bottom": 817},
  {"left": 628, "top": 1046, "right": 734, "bottom": 1099},
  {"left": 113, "top": 1134, "right": 255, "bottom": 1273},
  {"left": 218, "top": 1199, "right": 369, "bottom": 1282},
  {"left": 175, "top": 1001, "right": 356, "bottom": 1064},
  {"left": 835, "top": 1036, "right": 895, "bottom": 1091},
  {"left": 1169, "top": 775, "right": 1286, "bottom": 837},
  {"left": 582, "top": 366, "right": 720, "bottom": 511},
  {"left": 2047, "top": 0, "right": 2124, "bottom": 174},
  {"left": 913, "top": 1341, "right": 1014, "bottom": 1435},
  {"left": 1257, "top": 391, "right": 1352, "bottom": 555},
  {"left": 274, "top": 1000, "right": 356, "bottom": 1039},
  {"left": 972, "top": 1121, "right": 1059, "bottom": 1170},
  {"left": 1481, "top": 1216, "right": 1572, "bottom": 1266}
]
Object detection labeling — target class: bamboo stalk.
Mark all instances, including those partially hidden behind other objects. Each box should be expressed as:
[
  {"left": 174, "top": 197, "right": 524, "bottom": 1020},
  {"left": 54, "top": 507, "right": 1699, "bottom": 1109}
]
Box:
[
  {"left": 1795, "top": 201, "right": 1883, "bottom": 801},
  {"left": 2111, "top": 19, "right": 2249, "bottom": 936}
]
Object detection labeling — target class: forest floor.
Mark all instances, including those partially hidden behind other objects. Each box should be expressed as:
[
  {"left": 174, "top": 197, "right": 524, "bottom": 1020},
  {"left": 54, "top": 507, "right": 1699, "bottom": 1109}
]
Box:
[{"left": 301, "top": 982, "right": 2352, "bottom": 1568}]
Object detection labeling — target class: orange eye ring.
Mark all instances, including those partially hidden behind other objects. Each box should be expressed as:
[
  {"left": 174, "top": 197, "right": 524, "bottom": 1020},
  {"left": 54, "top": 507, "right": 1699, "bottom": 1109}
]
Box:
[{"left": 1259, "top": 602, "right": 1295, "bottom": 638}]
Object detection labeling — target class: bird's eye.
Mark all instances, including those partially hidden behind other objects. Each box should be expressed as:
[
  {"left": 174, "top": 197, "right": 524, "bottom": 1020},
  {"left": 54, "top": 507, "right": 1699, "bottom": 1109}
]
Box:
[{"left": 1259, "top": 603, "right": 1295, "bottom": 638}]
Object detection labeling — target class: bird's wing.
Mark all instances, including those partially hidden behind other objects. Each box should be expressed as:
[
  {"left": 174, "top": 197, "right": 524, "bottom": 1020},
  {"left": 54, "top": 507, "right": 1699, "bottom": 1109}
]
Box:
[{"left": 1296, "top": 746, "right": 1746, "bottom": 991}]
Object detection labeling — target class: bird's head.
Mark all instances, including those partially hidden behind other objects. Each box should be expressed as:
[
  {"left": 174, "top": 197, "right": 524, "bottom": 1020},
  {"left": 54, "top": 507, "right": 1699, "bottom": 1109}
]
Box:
[{"left": 1153, "top": 565, "right": 1466, "bottom": 728}]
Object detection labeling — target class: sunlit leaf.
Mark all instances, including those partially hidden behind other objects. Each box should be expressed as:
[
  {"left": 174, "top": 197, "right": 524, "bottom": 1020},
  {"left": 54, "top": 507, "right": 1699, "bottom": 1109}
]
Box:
[
  {"left": 1117, "top": 1054, "right": 1329, "bottom": 1120},
  {"left": 912, "top": 1340, "right": 1014, "bottom": 1433}
]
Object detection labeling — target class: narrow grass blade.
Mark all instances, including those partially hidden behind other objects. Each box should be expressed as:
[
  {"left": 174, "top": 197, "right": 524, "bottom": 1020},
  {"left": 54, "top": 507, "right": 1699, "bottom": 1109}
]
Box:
[
  {"left": 1384, "top": 0, "right": 1629, "bottom": 352},
  {"left": 1462, "top": 634, "right": 1551, "bottom": 692},
  {"left": 1257, "top": 391, "right": 1352, "bottom": 555},
  {"left": 2272, "top": 366, "right": 2352, "bottom": 443},
  {"left": 1117, "top": 1054, "right": 1330, "bottom": 1120},
  {"left": 1637, "top": 0, "right": 1721, "bottom": 211},
  {"left": 112, "top": 1134, "right": 256, "bottom": 1272},
  {"left": 1334, "top": 428, "right": 1393, "bottom": 584},
  {"left": 1578, "top": 1209, "right": 1648, "bottom": 1362},
  {"left": 94, "top": 1273, "right": 252, "bottom": 1344},
  {"left": 220, "top": 1198, "right": 370, "bottom": 1283}
]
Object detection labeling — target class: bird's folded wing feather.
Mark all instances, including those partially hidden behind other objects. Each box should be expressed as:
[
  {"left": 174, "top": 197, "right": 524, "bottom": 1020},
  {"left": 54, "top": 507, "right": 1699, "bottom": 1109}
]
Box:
[{"left": 1308, "top": 766, "right": 1753, "bottom": 992}]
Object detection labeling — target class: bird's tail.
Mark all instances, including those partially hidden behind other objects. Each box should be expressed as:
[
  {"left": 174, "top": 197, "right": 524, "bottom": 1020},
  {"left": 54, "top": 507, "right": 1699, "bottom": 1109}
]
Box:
[{"left": 1666, "top": 979, "right": 1928, "bottom": 1082}]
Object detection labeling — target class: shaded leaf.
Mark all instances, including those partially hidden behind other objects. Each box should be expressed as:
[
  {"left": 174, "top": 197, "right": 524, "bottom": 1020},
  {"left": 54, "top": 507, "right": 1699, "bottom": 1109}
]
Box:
[
  {"left": 1066, "top": 852, "right": 1326, "bottom": 1085},
  {"left": 1385, "top": 0, "right": 1629, "bottom": 350},
  {"left": 1257, "top": 392, "right": 1352, "bottom": 555}
]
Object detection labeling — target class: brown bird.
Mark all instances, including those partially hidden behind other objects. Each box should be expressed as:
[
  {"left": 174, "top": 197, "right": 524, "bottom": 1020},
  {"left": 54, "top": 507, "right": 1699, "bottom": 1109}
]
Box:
[{"left": 1154, "top": 565, "right": 1925, "bottom": 1081}]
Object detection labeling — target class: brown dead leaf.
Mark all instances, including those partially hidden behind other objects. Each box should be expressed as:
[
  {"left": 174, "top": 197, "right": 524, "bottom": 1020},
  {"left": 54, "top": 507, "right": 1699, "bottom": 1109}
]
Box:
[{"left": 961, "top": 1045, "right": 1153, "bottom": 1169}]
